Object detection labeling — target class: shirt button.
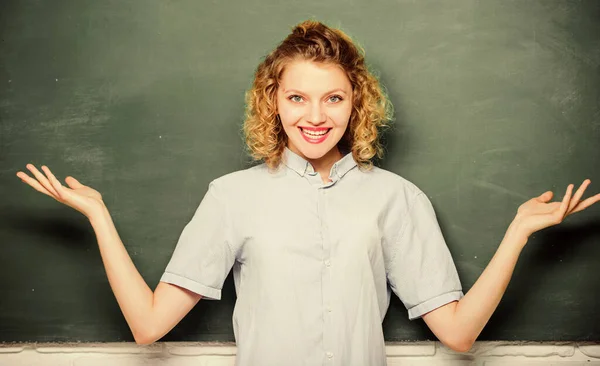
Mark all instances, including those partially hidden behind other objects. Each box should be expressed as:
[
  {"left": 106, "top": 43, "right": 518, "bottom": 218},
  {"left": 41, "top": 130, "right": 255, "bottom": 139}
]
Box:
[
  {"left": 327, "top": 306, "right": 332, "bottom": 312},
  {"left": 324, "top": 260, "right": 331, "bottom": 267},
  {"left": 326, "top": 352, "right": 333, "bottom": 359}
]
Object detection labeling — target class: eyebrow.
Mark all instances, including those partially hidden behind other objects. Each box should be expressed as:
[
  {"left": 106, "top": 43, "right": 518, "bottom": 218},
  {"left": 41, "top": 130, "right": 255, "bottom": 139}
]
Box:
[{"left": 282, "top": 88, "right": 349, "bottom": 96}]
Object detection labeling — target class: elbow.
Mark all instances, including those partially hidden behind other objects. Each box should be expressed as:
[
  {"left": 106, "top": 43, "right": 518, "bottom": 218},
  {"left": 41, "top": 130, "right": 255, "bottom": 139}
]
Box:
[
  {"left": 133, "top": 327, "right": 159, "bottom": 346},
  {"left": 442, "top": 336, "right": 475, "bottom": 353},
  {"left": 448, "top": 340, "right": 474, "bottom": 353},
  {"left": 134, "top": 335, "right": 155, "bottom": 346}
]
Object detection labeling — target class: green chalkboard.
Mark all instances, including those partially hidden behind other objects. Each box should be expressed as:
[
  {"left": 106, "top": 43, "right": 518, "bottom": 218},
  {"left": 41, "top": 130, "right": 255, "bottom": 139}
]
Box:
[{"left": 1, "top": 0, "right": 599, "bottom": 343}]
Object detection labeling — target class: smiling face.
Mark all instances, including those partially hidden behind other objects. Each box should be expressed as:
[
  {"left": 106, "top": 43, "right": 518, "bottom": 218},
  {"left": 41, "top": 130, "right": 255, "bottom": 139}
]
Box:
[{"left": 276, "top": 60, "right": 353, "bottom": 164}]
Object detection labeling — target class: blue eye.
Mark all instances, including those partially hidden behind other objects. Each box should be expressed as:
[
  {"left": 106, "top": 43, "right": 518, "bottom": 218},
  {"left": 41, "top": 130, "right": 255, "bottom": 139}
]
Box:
[
  {"left": 328, "top": 95, "right": 343, "bottom": 103},
  {"left": 289, "top": 95, "right": 304, "bottom": 103}
]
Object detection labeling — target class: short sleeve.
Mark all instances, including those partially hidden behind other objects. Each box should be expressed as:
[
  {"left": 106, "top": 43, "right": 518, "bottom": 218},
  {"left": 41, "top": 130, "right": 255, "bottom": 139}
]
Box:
[
  {"left": 160, "top": 182, "right": 235, "bottom": 300},
  {"left": 387, "top": 192, "right": 463, "bottom": 320}
]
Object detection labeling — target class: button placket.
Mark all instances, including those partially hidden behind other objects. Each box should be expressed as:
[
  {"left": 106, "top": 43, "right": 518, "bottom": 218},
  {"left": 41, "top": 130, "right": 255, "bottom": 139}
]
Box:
[{"left": 318, "top": 186, "right": 334, "bottom": 364}]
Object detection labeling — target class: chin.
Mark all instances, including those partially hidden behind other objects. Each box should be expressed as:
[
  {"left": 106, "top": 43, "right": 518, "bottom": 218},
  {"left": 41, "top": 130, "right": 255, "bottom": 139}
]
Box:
[
  {"left": 301, "top": 150, "right": 328, "bottom": 160},
  {"left": 297, "top": 144, "right": 337, "bottom": 161}
]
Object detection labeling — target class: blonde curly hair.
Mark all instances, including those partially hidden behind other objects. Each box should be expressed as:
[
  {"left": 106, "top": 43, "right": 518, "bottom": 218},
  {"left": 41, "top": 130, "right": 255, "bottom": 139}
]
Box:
[{"left": 244, "top": 20, "right": 393, "bottom": 170}]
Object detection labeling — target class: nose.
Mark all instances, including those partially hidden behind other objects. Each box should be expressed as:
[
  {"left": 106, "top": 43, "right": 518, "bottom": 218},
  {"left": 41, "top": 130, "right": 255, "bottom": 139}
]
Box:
[{"left": 306, "top": 102, "right": 326, "bottom": 125}]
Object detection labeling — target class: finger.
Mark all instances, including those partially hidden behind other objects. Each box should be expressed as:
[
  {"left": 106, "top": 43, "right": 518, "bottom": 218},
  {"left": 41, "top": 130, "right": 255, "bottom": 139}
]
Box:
[
  {"left": 536, "top": 191, "right": 554, "bottom": 203},
  {"left": 25, "top": 164, "right": 59, "bottom": 197},
  {"left": 41, "top": 165, "right": 67, "bottom": 199},
  {"left": 16, "top": 171, "right": 55, "bottom": 198},
  {"left": 65, "top": 176, "right": 84, "bottom": 189},
  {"left": 569, "top": 193, "right": 600, "bottom": 214},
  {"left": 567, "top": 179, "right": 590, "bottom": 214},
  {"left": 558, "top": 184, "right": 574, "bottom": 220}
]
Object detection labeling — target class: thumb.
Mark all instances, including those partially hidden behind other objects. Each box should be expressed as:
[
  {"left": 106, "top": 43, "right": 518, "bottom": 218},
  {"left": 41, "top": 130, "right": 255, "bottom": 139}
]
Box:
[
  {"left": 65, "top": 176, "right": 84, "bottom": 189},
  {"left": 536, "top": 191, "right": 553, "bottom": 202}
]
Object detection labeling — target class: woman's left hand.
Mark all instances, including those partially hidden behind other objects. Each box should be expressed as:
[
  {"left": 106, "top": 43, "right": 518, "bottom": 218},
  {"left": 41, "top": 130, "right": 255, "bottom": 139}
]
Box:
[{"left": 511, "top": 179, "right": 600, "bottom": 241}]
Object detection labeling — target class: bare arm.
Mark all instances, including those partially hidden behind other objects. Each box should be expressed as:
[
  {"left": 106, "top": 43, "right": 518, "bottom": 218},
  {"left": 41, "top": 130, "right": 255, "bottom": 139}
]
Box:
[
  {"left": 90, "top": 207, "right": 201, "bottom": 344},
  {"left": 422, "top": 181, "right": 600, "bottom": 352},
  {"left": 17, "top": 164, "right": 202, "bottom": 344},
  {"left": 422, "top": 225, "right": 524, "bottom": 352}
]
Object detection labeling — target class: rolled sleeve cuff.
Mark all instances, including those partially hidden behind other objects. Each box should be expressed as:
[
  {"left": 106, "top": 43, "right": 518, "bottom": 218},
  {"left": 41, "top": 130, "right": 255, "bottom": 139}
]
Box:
[
  {"left": 160, "top": 272, "right": 222, "bottom": 300},
  {"left": 407, "top": 290, "right": 464, "bottom": 320}
]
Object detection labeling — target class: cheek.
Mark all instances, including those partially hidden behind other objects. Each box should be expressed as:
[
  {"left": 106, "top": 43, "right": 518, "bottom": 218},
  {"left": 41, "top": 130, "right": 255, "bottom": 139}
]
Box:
[
  {"left": 278, "top": 106, "right": 304, "bottom": 126},
  {"left": 329, "top": 106, "right": 352, "bottom": 128}
]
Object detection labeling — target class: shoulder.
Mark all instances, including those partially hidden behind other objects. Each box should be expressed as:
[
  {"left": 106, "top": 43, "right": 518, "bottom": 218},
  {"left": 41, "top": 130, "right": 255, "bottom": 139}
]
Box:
[
  {"left": 359, "top": 165, "right": 425, "bottom": 199},
  {"left": 207, "top": 163, "right": 274, "bottom": 198},
  {"left": 213, "top": 163, "right": 268, "bottom": 184}
]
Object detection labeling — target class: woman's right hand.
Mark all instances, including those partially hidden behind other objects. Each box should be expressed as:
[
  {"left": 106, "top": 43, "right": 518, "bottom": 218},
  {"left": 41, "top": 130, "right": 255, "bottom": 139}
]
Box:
[{"left": 16, "top": 164, "right": 106, "bottom": 220}]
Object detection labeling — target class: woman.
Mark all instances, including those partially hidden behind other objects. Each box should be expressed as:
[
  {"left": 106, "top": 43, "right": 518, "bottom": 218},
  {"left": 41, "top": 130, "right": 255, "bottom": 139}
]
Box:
[{"left": 16, "top": 20, "right": 600, "bottom": 366}]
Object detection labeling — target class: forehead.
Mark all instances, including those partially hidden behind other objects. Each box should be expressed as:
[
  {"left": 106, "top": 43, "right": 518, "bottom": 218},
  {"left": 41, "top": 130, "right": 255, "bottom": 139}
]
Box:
[{"left": 279, "top": 60, "right": 351, "bottom": 92}]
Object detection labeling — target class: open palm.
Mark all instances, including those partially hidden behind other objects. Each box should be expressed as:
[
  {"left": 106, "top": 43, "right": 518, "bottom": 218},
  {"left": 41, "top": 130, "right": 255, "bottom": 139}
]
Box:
[
  {"left": 16, "top": 164, "right": 105, "bottom": 219},
  {"left": 514, "top": 180, "right": 600, "bottom": 238}
]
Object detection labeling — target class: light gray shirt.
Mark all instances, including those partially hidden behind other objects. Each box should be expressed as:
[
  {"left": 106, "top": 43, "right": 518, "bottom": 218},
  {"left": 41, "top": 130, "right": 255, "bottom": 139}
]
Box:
[{"left": 161, "top": 148, "right": 463, "bottom": 366}]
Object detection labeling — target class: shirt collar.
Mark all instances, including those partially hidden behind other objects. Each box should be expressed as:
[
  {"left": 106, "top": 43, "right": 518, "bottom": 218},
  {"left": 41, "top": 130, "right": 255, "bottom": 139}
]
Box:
[
  {"left": 329, "top": 151, "right": 357, "bottom": 181},
  {"left": 282, "top": 147, "right": 310, "bottom": 176},
  {"left": 282, "top": 147, "right": 357, "bottom": 181}
]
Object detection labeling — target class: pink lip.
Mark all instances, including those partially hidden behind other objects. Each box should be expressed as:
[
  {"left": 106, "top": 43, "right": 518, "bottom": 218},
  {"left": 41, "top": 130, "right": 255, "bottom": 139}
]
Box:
[{"left": 299, "top": 127, "right": 331, "bottom": 144}]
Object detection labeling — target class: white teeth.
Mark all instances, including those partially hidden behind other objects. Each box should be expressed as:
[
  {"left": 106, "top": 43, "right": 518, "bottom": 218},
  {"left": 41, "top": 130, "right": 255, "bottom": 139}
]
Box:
[{"left": 301, "top": 128, "right": 329, "bottom": 137}]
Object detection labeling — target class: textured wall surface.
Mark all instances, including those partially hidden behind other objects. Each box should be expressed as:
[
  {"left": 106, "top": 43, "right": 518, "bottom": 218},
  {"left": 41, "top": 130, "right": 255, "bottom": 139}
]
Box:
[{"left": 2, "top": 342, "right": 600, "bottom": 365}]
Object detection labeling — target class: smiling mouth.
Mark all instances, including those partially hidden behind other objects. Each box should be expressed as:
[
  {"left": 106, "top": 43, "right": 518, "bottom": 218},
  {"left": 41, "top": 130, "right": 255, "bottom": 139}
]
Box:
[
  {"left": 298, "top": 127, "right": 332, "bottom": 144},
  {"left": 299, "top": 127, "right": 331, "bottom": 136}
]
